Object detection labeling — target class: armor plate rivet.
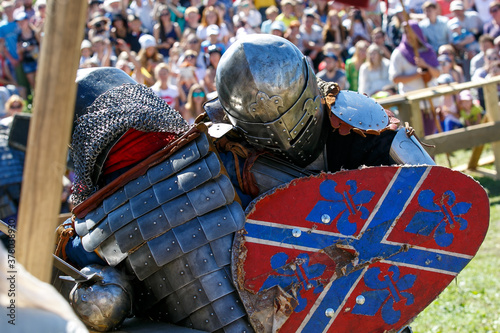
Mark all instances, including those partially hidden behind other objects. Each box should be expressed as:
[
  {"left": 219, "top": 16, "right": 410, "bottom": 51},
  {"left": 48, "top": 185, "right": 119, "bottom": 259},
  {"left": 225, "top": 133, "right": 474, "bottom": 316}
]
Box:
[
  {"left": 205, "top": 320, "right": 209, "bottom": 323},
  {"left": 172, "top": 241, "right": 175, "bottom": 244},
  {"left": 425, "top": 259, "right": 431, "bottom": 265},
  {"left": 356, "top": 295, "right": 365, "bottom": 305},
  {"left": 129, "top": 235, "right": 133, "bottom": 238},
  {"left": 206, "top": 197, "right": 210, "bottom": 201},
  {"left": 137, "top": 182, "right": 140, "bottom": 185},
  {"left": 218, "top": 283, "right": 222, "bottom": 286},
  {"left": 167, "top": 248, "right": 170, "bottom": 251},
  {"left": 198, "top": 167, "right": 202, "bottom": 170},
  {"left": 160, "top": 168, "right": 163, "bottom": 171},
  {"left": 182, "top": 154, "right": 185, "bottom": 158},
  {"left": 348, "top": 118, "right": 352, "bottom": 121},
  {"left": 120, "top": 214, "right": 124, "bottom": 218},
  {"left": 193, "top": 296, "right": 197, "bottom": 299},
  {"left": 144, "top": 262, "right": 148, "bottom": 265},
  {"left": 185, "top": 264, "right": 189, "bottom": 267},
  {"left": 159, "top": 284, "right": 162, "bottom": 288},
  {"left": 231, "top": 307, "right": 234, "bottom": 310},
  {"left": 153, "top": 221, "right": 157, "bottom": 225},
  {"left": 159, "top": 214, "right": 162, "bottom": 217},
  {"left": 203, "top": 259, "right": 207, "bottom": 263},
  {"left": 325, "top": 308, "right": 335, "bottom": 317},
  {"left": 169, "top": 187, "right": 172, "bottom": 191},
  {"left": 162, "top": 277, "right": 166, "bottom": 281},
  {"left": 180, "top": 271, "right": 184, "bottom": 275},
  {"left": 211, "top": 190, "right": 215, "bottom": 194},
  {"left": 198, "top": 289, "right": 202, "bottom": 292},
  {"left": 180, "top": 209, "right": 184, "bottom": 212},
  {"left": 292, "top": 228, "right": 302, "bottom": 238},
  {"left": 217, "top": 223, "right": 221, "bottom": 227},
  {"left": 193, "top": 234, "right": 196, "bottom": 238},
  {"left": 321, "top": 214, "right": 331, "bottom": 224},
  {"left": 144, "top": 201, "right": 147, "bottom": 204}
]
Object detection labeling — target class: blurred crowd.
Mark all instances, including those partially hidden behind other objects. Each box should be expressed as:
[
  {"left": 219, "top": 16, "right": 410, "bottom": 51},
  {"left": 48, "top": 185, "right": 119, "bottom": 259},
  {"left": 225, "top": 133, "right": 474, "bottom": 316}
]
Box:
[{"left": 1, "top": 0, "right": 500, "bottom": 134}]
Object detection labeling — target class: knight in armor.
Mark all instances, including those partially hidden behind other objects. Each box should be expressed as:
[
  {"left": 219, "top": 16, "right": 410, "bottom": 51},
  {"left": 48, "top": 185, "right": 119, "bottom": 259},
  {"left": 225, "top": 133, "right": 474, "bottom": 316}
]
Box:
[{"left": 60, "top": 35, "right": 434, "bottom": 332}]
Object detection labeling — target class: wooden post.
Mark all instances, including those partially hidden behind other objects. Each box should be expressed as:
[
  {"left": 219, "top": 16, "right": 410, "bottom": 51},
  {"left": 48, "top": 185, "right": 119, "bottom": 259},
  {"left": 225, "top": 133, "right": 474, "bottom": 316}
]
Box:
[
  {"left": 16, "top": 0, "right": 88, "bottom": 282},
  {"left": 482, "top": 82, "right": 500, "bottom": 178}
]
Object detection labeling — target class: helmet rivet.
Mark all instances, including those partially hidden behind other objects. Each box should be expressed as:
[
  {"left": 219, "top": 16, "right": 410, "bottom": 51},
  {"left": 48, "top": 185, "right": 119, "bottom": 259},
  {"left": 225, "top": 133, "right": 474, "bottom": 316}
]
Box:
[
  {"left": 356, "top": 295, "right": 366, "bottom": 305},
  {"left": 292, "top": 228, "right": 302, "bottom": 238},
  {"left": 321, "top": 214, "right": 331, "bottom": 224},
  {"left": 325, "top": 308, "right": 335, "bottom": 317}
]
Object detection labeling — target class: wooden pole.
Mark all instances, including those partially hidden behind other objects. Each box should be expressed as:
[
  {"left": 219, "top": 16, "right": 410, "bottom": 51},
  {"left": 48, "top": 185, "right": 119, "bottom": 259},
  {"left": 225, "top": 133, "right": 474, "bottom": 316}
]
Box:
[{"left": 16, "top": 0, "right": 88, "bottom": 282}]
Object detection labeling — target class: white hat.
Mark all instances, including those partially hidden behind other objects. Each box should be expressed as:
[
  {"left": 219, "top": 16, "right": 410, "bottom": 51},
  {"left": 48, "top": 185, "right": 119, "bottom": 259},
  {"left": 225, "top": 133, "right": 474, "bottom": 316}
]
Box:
[
  {"left": 103, "top": 0, "right": 121, "bottom": 12},
  {"left": 450, "top": 0, "right": 464, "bottom": 11},
  {"left": 270, "top": 21, "right": 285, "bottom": 32},
  {"left": 81, "top": 39, "right": 92, "bottom": 50},
  {"left": 139, "top": 34, "right": 156, "bottom": 49},
  {"left": 206, "top": 24, "right": 220, "bottom": 36}
]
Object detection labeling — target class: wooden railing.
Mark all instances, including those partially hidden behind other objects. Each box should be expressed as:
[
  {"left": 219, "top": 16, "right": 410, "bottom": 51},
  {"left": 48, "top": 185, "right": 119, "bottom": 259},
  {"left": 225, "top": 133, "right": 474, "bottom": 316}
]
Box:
[{"left": 377, "top": 76, "right": 500, "bottom": 178}]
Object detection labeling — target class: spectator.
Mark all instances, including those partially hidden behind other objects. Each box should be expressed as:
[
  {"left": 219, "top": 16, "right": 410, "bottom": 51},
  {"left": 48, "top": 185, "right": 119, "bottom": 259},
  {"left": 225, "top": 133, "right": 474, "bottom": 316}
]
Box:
[
  {"left": 293, "top": 0, "right": 306, "bottom": 24},
  {"left": 16, "top": 12, "right": 39, "bottom": 91},
  {"left": 261, "top": 6, "right": 279, "bottom": 34},
  {"left": 358, "top": 44, "right": 392, "bottom": 96},
  {"left": 370, "top": 27, "right": 393, "bottom": 59},
  {"left": 472, "top": 47, "right": 500, "bottom": 79},
  {"left": 233, "top": 0, "right": 262, "bottom": 32},
  {"left": 322, "top": 10, "right": 346, "bottom": 46},
  {"left": 0, "top": 38, "right": 20, "bottom": 97},
  {"left": 275, "top": 0, "right": 298, "bottom": 29},
  {"left": 151, "top": 63, "right": 180, "bottom": 109},
  {"left": 449, "top": 21, "right": 480, "bottom": 54},
  {"left": 387, "top": 5, "right": 405, "bottom": 48},
  {"left": 90, "top": 36, "right": 113, "bottom": 67},
  {"left": 164, "top": 0, "right": 187, "bottom": 33},
  {"left": 200, "top": 25, "right": 226, "bottom": 59},
  {"left": 124, "top": 14, "right": 145, "bottom": 53},
  {"left": 182, "top": 83, "right": 207, "bottom": 124},
  {"left": 437, "top": 44, "right": 465, "bottom": 81},
  {"left": 137, "top": 34, "right": 163, "bottom": 86},
  {"left": 87, "top": 13, "right": 111, "bottom": 41},
  {"left": 345, "top": 39, "right": 369, "bottom": 92},
  {"left": 435, "top": 73, "right": 462, "bottom": 132},
  {"left": 129, "top": 0, "right": 154, "bottom": 33},
  {"left": 179, "top": 34, "right": 205, "bottom": 70},
  {"left": 254, "top": 0, "right": 277, "bottom": 19},
  {"left": 153, "top": 5, "right": 181, "bottom": 59},
  {"left": 344, "top": 7, "right": 372, "bottom": 47},
  {"left": 467, "top": 0, "right": 493, "bottom": 24},
  {"left": 458, "top": 89, "right": 483, "bottom": 126},
  {"left": 483, "top": 1, "right": 500, "bottom": 38},
  {"left": 470, "top": 34, "right": 494, "bottom": 77},
  {"left": 310, "top": 0, "right": 329, "bottom": 24},
  {"left": 284, "top": 19, "right": 302, "bottom": 48},
  {"left": 419, "top": 1, "right": 451, "bottom": 53},
  {"left": 13, "top": 0, "right": 34, "bottom": 21},
  {"left": 79, "top": 39, "right": 93, "bottom": 68},
  {"left": 110, "top": 14, "right": 129, "bottom": 53},
  {"left": 299, "top": 11, "right": 324, "bottom": 70},
  {"left": 0, "top": 94, "right": 24, "bottom": 126},
  {"left": 447, "top": 0, "right": 483, "bottom": 39},
  {"left": 203, "top": 44, "right": 222, "bottom": 96},
  {"left": 0, "top": 2, "right": 22, "bottom": 78},
  {"left": 316, "top": 52, "right": 347, "bottom": 89},
  {"left": 177, "top": 49, "right": 200, "bottom": 104},
  {"left": 197, "top": 6, "right": 231, "bottom": 45},
  {"left": 182, "top": 7, "right": 201, "bottom": 39},
  {"left": 389, "top": 21, "right": 441, "bottom": 135},
  {"left": 438, "top": 54, "right": 463, "bottom": 83},
  {"left": 31, "top": 0, "right": 46, "bottom": 36},
  {"left": 270, "top": 21, "right": 286, "bottom": 37}
]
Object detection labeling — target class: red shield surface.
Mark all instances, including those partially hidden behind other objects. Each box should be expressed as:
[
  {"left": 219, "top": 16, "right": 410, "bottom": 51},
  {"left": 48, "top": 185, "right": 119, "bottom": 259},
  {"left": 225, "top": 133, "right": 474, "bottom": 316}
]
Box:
[{"left": 232, "top": 166, "right": 489, "bottom": 332}]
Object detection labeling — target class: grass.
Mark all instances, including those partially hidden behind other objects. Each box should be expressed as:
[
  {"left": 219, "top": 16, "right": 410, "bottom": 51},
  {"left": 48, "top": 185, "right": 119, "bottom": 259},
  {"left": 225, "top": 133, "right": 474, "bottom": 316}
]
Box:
[{"left": 411, "top": 149, "right": 500, "bottom": 333}]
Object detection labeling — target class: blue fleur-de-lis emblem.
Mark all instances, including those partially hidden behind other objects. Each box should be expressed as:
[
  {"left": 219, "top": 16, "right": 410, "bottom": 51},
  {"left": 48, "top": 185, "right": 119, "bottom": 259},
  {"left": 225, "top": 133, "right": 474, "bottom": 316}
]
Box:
[
  {"left": 405, "top": 189, "right": 471, "bottom": 247},
  {"left": 306, "top": 179, "right": 375, "bottom": 235},
  {"left": 259, "top": 253, "right": 326, "bottom": 312},
  {"left": 352, "top": 266, "right": 416, "bottom": 325}
]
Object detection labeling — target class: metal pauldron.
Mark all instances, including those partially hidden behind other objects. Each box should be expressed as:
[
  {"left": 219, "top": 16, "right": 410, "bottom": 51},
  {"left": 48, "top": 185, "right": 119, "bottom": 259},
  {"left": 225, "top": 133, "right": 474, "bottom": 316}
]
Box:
[{"left": 390, "top": 128, "right": 436, "bottom": 166}]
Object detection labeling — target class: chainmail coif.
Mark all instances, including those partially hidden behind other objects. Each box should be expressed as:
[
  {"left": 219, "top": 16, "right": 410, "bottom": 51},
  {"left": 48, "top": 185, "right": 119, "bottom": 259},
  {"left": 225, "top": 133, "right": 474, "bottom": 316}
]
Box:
[{"left": 71, "top": 83, "right": 190, "bottom": 205}]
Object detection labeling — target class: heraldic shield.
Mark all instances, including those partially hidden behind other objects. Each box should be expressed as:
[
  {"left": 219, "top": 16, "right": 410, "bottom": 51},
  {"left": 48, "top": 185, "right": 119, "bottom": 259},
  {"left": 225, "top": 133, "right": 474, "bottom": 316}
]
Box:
[{"left": 232, "top": 166, "right": 489, "bottom": 332}]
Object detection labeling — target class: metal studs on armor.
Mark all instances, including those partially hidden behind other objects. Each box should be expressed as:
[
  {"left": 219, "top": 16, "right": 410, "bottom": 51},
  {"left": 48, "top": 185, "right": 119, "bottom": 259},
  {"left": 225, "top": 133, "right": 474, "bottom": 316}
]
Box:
[{"left": 325, "top": 308, "right": 335, "bottom": 317}]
